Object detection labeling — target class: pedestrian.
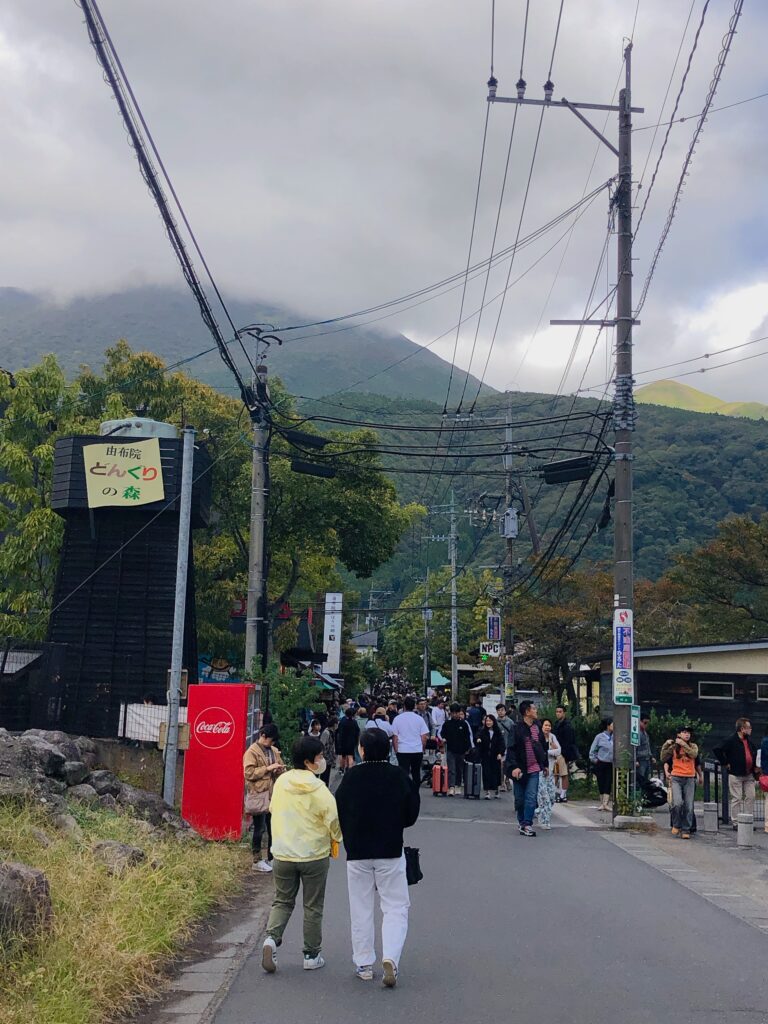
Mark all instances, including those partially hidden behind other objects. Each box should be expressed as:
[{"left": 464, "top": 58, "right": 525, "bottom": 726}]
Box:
[
  {"left": 761, "top": 726, "right": 768, "bottom": 835},
  {"left": 386, "top": 700, "right": 398, "bottom": 724},
  {"left": 636, "top": 712, "right": 652, "bottom": 787},
  {"left": 243, "top": 724, "right": 285, "bottom": 873},
  {"left": 354, "top": 707, "right": 369, "bottom": 763},
  {"left": 475, "top": 714, "right": 506, "bottom": 799},
  {"left": 391, "top": 695, "right": 428, "bottom": 789},
  {"left": 440, "top": 702, "right": 473, "bottom": 796},
  {"left": 466, "top": 697, "right": 484, "bottom": 736},
  {"left": 662, "top": 725, "right": 699, "bottom": 839},
  {"left": 416, "top": 697, "right": 433, "bottom": 736},
  {"left": 537, "top": 719, "right": 561, "bottom": 829},
  {"left": 319, "top": 717, "right": 337, "bottom": 786},
  {"left": 504, "top": 699, "right": 548, "bottom": 837},
  {"left": 496, "top": 704, "right": 515, "bottom": 791},
  {"left": 553, "top": 705, "right": 579, "bottom": 802},
  {"left": 309, "top": 719, "right": 323, "bottom": 739},
  {"left": 337, "top": 706, "right": 360, "bottom": 773},
  {"left": 589, "top": 718, "right": 614, "bottom": 812},
  {"left": 261, "top": 735, "right": 342, "bottom": 974},
  {"left": 715, "top": 718, "right": 759, "bottom": 829},
  {"left": 335, "top": 728, "right": 420, "bottom": 988},
  {"left": 431, "top": 698, "right": 447, "bottom": 735}
]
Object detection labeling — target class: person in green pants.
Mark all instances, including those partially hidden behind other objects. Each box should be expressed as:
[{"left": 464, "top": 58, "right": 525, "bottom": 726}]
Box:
[{"left": 262, "top": 735, "right": 342, "bottom": 973}]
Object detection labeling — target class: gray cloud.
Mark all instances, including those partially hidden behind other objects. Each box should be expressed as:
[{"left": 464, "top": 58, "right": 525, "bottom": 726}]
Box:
[{"left": 1, "top": 0, "right": 767, "bottom": 401}]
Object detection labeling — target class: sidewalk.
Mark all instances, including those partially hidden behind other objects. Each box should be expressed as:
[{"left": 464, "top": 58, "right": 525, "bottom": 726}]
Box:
[{"left": 563, "top": 799, "right": 768, "bottom": 935}]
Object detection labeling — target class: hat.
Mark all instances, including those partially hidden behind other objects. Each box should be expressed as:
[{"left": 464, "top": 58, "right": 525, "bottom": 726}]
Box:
[{"left": 375, "top": 707, "right": 387, "bottom": 716}]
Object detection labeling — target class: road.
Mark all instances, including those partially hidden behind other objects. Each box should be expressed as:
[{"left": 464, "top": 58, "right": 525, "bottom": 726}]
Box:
[{"left": 214, "top": 794, "right": 768, "bottom": 1024}]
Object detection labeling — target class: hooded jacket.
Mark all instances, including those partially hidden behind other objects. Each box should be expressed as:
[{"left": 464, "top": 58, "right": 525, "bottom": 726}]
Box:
[
  {"left": 243, "top": 741, "right": 284, "bottom": 797},
  {"left": 269, "top": 768, "right": 342, "bottom": 862}
]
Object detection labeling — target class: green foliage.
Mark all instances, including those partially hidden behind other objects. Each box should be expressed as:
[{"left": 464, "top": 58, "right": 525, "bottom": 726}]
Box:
[
  {"left": 254, "top": 660, "right": 324, "bottom": 749},
  {"left": 643, "top": 708, "right": 712, "bottom": 757}
]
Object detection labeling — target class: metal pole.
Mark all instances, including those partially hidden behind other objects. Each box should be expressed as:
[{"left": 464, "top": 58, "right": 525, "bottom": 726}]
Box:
[
  {"left": 245, "top": 365, "right": 269, "bottom": 675},
  {"left": 613, "top": 45, "right": 635, "bottom": 800},
  {"left": 422, "top": 567, "right": 430, "bottom": 692},
  {"left": 163, "top": 425, "right": 195, "bottom": 806},
  {"left": 450, "top": 490, "right": 458, "bottom": 700},
  {"left": 503, "top": 399, "right": 515, "bottom": 688}
]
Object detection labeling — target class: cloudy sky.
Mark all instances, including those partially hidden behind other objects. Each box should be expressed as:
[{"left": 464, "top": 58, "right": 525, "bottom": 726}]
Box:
[{"left": 2, "top": 0, "right": 767, "bottom": 401}]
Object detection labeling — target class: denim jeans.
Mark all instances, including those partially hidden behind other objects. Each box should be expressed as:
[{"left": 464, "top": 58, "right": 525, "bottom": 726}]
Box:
[
  {"left": 671, "top": 775, "right": 695, "bottom": 832},
  {"left": 513, "top": 771, "right": 540, "bottom": 826}
]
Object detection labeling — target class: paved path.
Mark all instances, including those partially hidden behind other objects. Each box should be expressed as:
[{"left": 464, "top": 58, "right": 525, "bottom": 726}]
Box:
[{"left": 212, "top": 794, "right": 768, "bottom": 1024}]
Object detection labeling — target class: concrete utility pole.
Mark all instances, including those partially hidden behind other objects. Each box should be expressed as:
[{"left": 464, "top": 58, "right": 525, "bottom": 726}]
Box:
[
  {"left": 503, "top": 401, "right": 515, "bottom": 666},
  {"left": 489, "top": 45, "right": 641, "bottom": 802},
  {"left": 163, "top": 425, "right": 195, "bottom": 806},
  {"left": 422, "top": 567, "right": 431, "bottom": 692},
  {"left": 450, "top": 490, "right": 459, "bottom": 700},
  {"left": 245, "top": 364, "right": 270, "bottom": 675}
]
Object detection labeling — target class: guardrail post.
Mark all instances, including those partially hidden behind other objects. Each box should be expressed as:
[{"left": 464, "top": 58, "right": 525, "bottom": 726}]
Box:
[
  {"left": 721, "top": 766, "right": 729, "bottom": 825},
  {"left": 737, "top": 812, "right": 753, "bottom": 847},
  {"left": 702, "top": 802, "right": 718, "bottom": 833}
]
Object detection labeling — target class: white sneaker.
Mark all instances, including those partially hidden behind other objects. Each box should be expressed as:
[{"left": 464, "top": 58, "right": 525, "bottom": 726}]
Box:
[
  {"left": 303, "top": 954, "right": 325, "bottom": 970},
  {"left": 262, "top": 937, "right": 277, "bottom": 973},
  {"left": 253, "top": 860, "right": 273, "bottom": 873},
  {"left": 355, "top": 964, "right": 374, "bottom": 981},
  {"left": 382, "top": 958, "right": 398, "bottom": 988},
  {"left": 541, "top": 823, "right": 552, "bottom": 830}
]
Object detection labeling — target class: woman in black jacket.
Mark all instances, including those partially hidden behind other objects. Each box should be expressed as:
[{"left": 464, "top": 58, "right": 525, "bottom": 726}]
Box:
[
  {"left": 337, "top": 707, "right": 360, "bottom": 773},
  {"left": 475, "top": 714, "right": 506, "bottom": 799},
  {"left": 335, "top": 727, "right": 420, "bottom": 988}
]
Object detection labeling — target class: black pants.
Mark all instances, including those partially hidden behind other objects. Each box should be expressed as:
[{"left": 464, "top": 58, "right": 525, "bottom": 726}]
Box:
[
  {"left": 320, "top": 765, "right": 332, "bottom": 787},
  {"left": 594, "top": 761, "right": 613, "bottom": 796},
  {"left": 397, "top": 752, "right": 423, "bottom": 789},
  {"left": 252, "top": 811, "right": 272, "bottom": 860}
]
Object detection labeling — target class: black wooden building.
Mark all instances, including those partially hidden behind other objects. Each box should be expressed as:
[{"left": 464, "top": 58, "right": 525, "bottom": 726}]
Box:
[{"left": 44, "top": 430, "right": 211, "bottom": 737}]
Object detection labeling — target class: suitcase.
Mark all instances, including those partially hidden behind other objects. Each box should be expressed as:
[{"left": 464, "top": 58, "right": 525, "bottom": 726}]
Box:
[
  {"left": 432, "top": 763, "right": 449, "bottom": 796},
  {"left": 463, "top": 762, "right": 482, "bottom": 799}
]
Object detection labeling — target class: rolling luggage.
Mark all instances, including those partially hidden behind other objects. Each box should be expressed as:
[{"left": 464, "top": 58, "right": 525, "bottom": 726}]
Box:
[
  {"left": 432, "top": 762, "right": 449, "bottom": 796},
  {"left": 463, "top": 761, "right": 482, "bottom": 799}
]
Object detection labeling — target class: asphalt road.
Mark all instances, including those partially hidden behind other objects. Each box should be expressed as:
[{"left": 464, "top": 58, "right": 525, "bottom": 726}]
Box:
[{"left": 214, "top": 793, "right": 768, "bottom": 1024}]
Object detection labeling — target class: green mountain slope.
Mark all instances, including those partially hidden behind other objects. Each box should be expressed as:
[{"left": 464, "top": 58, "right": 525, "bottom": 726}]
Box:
[
  {"left": 0, "top": 286, "right": 496, "bottom": 404},
  {"left": 637, "top": 379, "right": 768, "bottom": 420}
]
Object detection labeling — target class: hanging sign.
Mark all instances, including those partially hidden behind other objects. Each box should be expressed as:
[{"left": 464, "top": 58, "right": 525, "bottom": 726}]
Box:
[
  {"left": 479, "top": 641, "right": 502, "bottom": 657},
  {"left": 504, "top": 658, "right": 514, "bottom": 699},
  {"left": 630, "top": 704, "right": 641, "bottom": 747},
  {"left": 83, "top": 438, "right": 165, "bottom": 508},
  {"left": 323, "top": 592, "right": 343, "bottom": 675},
  {"left": 487, "top": 612, "right": 501, "bottom": 641},
  {"left": 613, "top": 608, "right": 634, "bottom": 704}
]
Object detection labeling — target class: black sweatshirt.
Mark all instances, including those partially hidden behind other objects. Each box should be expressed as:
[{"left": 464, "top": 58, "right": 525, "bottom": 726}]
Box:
[{"left": 335, "top": 761, "right": 420, "bottom": 860}]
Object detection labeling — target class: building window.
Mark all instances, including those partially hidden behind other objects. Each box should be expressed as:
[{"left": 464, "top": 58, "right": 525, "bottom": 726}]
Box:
[
  {"left": 698, "top": 681, "right": 734, "bottom": 700},
  {"left": 757, "top": 683, "right": 768, "bottom": 702}
]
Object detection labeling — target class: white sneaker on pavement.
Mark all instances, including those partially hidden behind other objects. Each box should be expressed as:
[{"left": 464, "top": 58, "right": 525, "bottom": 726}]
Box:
[
  {"left": 303, "top": 954, "right": 325, "bottom": 971},
  {"left": 382, "top": 959, "right": 398, "bottom": 988},
  {"left": 261, "top": 937, "right": 277, "bottom": 973},
  {"left": 355, "top": 965, "right": 374, "bottom": 981},
  {"left": 253, "top": 860, "right": 273, "bottom": 873}
]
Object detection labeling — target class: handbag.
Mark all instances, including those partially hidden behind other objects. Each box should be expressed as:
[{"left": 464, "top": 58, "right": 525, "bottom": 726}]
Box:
[
  {"left": 244, "top": 788, "right": 270, "bottom": 815},
  {"left": 404, "top": 846, "right": 423, "bottom": 885}
]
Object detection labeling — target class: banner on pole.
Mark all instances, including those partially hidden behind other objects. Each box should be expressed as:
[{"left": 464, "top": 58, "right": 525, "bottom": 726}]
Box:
[
  {"left": 612, "top": 608, "right": 634, "bottom": 704},
  {"left": 486, "top": 612, "right": 501, "bottom": 642}
]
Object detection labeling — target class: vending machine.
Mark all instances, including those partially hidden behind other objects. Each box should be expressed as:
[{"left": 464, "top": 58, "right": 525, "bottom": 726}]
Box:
[{"left": 181, "top": 683, "right": 256, "bottom": 840}]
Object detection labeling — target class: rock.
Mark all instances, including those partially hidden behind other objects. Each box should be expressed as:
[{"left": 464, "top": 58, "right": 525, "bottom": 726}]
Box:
[
  {"left": 16, "top": 736, "right": 66, "bottom": 778},
  {"left": 68, "top": 783, "right": 100, "bottom": 806},
  {"left": 87, "top": 770, "right": 121, "bottom": 797},
  {"left": 0, "top": 862, "right": 53, "bottom": 938},
  {"left": 29, "top": 828, "right": 52, "bottom": 849},
  {"left": 52, "top": 813, "right": 82, "bottom": 838},
  {"left": 116, "top": 783, "right": 173, "bottom": 826},
  {"left": 98, "top": 794, "right": 119, "bottom": 812},
  {"left": 93, "top": 840, "right": 147, "bottom": 875},
  {"left": 80, "top": 752, "right": 98, "bottom": 770},
  {"left": 62, "top": 761, "right": 89, "bottom": 787},
  {"left": 74, "top": 736, "right": 97, "bottom": 757}
]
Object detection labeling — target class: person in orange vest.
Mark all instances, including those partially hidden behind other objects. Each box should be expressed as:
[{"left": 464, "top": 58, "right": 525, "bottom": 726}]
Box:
[{"left": 663, "top": 726, "right": 699, "bottom": 839}]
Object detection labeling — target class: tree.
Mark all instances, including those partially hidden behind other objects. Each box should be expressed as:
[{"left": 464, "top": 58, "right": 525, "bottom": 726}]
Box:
[
  {"left": 511, "top": 563, "right": 613, "bottom": 706},
  {"left": 254, "top": 660, "right": 324, "bottom": 748}
]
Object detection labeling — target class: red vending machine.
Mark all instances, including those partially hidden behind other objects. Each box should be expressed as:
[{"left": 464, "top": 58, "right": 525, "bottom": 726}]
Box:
[{"left": 182, "top": 683, "right": 256, "bottom": 840}]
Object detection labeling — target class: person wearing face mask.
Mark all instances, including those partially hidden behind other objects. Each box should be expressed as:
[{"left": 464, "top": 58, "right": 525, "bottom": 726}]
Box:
[{"left": 262, "top": 736, "right": 342, "bottom": 975}]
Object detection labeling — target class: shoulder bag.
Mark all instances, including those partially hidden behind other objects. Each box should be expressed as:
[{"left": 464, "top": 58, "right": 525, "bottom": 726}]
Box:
[{"left": 404, "top": 846, "right": 423, "bottom": 885}]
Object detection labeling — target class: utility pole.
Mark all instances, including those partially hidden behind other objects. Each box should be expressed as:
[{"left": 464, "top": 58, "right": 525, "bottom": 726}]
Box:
[
  {"left": 422, "top": 567, "right": 431, "bottom": 692},
  {"left": 245, "top": 364, "right": 270, "bottom": 676},
  {"left": 163, "top": 425, "right": 195, "bottom": 806},
  {"left": 450, "top": 490, "right": 459, "bottom": 700},
  {"left": 489, "top": 43, "right": 641, "bottom": 808}
]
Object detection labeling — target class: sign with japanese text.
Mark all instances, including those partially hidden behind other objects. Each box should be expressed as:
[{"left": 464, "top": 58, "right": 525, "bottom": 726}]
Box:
[
  {"left": 612, "top": 608, "right": 634, "bottom": 705},
  {"left": 630, "top": 704, "right": 641, "bottom": 747},
  {"left": 504, "top": 657, "right": 514, "bottom": 699},
  {"left": 83, "top": 438, "right": 165, "bottom": 508},
  {"left": 486, "top": 612, "right": 501, "bottom": 642}
]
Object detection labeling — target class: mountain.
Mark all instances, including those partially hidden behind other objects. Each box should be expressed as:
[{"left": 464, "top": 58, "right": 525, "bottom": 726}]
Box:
[
  {"left": 0, "top": 286, "right": 496, "bottom": 404},
  {"left": 636, "top": 379, "right": 768, "bottom": 420}
]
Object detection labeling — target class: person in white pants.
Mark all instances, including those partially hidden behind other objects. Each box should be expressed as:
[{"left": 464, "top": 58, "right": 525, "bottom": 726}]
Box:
[{"left": 335, "top": 727, "right": 420, "bottom": 988}]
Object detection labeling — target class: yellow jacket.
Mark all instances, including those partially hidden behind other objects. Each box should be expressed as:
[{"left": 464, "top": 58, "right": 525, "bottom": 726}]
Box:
[{"left": 269, "top": 769, "right": 342, "bottom": 862}]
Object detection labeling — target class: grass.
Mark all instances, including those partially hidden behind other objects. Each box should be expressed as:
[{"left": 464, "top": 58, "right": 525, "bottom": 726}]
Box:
[{"left": 0, "top": 800, "right": 249, "bottom": 1024}]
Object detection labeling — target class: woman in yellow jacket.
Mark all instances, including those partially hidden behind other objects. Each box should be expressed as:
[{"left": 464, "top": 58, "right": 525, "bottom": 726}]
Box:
[{"left": 262, "top": 735, "right": 342, "bottom": 974}]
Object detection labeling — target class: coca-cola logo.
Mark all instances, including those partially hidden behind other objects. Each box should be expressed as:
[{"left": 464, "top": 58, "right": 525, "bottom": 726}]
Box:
[{"left": 193, "top": 706, "right": 236, "bottom": 750}]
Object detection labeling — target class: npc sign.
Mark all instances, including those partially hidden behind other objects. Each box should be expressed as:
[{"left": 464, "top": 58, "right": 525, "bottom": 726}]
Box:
[
  {"left": 83, "top": 438, "right": 165, "bottom": 508},
  {"left": 612, "top": 608, "right": 634, "bottom": 705}
]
